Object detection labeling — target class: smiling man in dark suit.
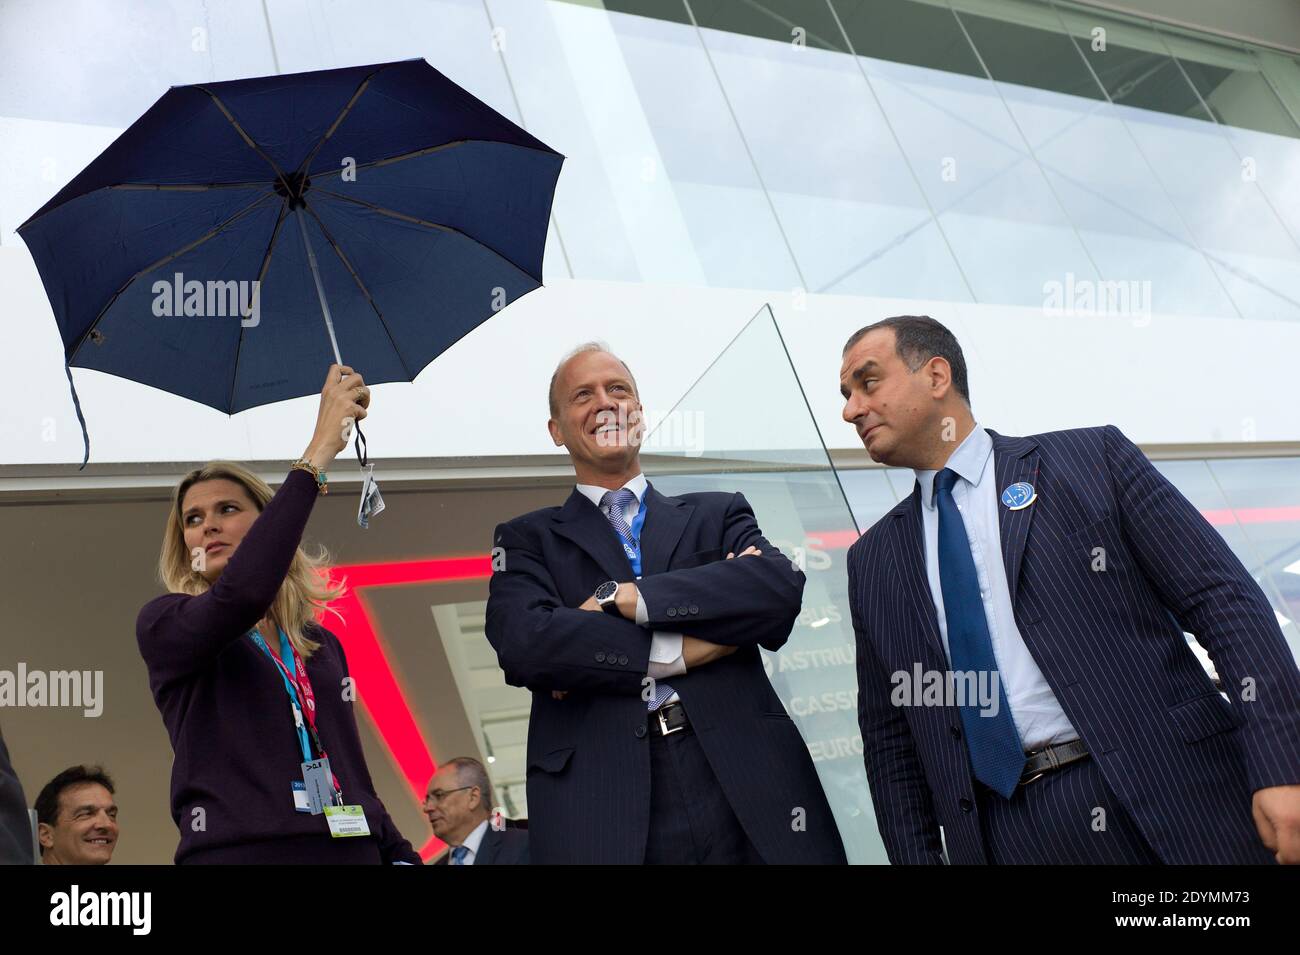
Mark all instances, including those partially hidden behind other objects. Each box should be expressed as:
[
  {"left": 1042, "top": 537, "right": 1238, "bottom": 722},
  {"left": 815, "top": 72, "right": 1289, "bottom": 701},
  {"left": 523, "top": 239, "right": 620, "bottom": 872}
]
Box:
[
  {"left": 485, "top": 343, "right": 845, "bottom": 865},
  {"left": 841, "top": 314, "right": 1300, "bottom": 865}
]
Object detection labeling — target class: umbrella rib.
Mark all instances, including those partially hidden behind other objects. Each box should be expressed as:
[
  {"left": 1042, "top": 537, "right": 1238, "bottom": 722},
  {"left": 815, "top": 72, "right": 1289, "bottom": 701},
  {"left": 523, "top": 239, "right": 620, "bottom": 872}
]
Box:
[
  {"left": 110, "top": 181, "right": 271, "bottom": 191},
  {"left": 193, "top": 85, "right": 292, "bottom": 189},
  {"left": 299, "top": 198, "right": 414, "bottom": 380},
  {"left": 314, "top": 187, "right": 540, "bottom": 283},
  {"left": 227, "top": 200, "right": 290, "bottom": 413},
  {"left": 309, "top": 139, "right": 562, "bottom": 183},
  {"left": 315, "top": 187, "right": 455, "bottom": 234},
  {"left": 310, "top": 140, "right": 468, "bottom": 180},
  {"left": 66, "top": 190, "right": 279, "bottom": 364},
  {"left": 294, "top": 66, "right": 389, "bottom": 179}
]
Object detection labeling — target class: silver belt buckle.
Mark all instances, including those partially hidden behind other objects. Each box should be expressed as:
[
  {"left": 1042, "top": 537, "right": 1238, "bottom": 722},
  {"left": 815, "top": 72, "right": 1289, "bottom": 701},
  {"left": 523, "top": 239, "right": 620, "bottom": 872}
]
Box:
[
  {"left": 657, "top": 707, "right": 684, "bottom": 736},
  {"left": 1020, "top": 743, "right": 1061, "bottom": 787}
]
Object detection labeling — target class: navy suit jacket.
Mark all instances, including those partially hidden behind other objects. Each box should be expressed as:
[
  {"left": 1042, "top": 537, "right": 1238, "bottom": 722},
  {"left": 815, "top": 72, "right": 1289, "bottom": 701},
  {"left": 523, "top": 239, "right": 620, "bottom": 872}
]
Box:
[
  {"left": 847, "top": 426, "right": 1300, "bottom": 864},
  {"left": 432, "top": 825, "right": 529, "bottom": 865},
  {"left": 0, "top": 725, "right": 32, "bottom": 865},
  {"left": 486, "top": 483, "right": 847, "bottom": 864}
]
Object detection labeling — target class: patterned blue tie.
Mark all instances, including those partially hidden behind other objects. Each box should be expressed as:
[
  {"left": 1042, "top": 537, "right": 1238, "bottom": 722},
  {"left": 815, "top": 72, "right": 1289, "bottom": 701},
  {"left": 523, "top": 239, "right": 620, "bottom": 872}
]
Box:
[
  {"left": 934, "top": 468, "right": 1025, "bottom": 798},
  {"left": 450, "top": 845, "right": 469, "bottom": 865},
  {"left": 602, "top": 488, "right": 636, "bottom": 547},
  {"left": 600, "top": 489, "right": 675, "bottom": 711}
]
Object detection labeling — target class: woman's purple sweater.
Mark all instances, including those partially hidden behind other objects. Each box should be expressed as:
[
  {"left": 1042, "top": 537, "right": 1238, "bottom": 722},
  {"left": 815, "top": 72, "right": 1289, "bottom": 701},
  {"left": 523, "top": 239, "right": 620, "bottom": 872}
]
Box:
[{"left": 136, "top": 467, "right": 420, "bottom": 864}]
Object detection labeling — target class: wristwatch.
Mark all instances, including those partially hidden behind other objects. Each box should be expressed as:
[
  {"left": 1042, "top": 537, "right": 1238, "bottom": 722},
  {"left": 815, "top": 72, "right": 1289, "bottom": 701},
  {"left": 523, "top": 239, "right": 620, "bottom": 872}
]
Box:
[{"left": 594, "top": 580, "right": 622, "bottom": 616}]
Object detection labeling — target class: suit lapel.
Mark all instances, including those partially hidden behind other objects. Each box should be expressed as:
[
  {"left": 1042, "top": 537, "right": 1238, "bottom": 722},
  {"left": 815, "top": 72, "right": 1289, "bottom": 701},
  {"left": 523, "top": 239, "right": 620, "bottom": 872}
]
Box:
[
  {"left": 475, "top": 828, "right": 500, "bottom": 866},
  {"left": 553, "top": 488, "right": 635, "bottom": 582},
  {"left": 639, "top": 484, "right": 692, "bottom": 577},
  {"left": 891, "top": 487, "right": 946, "bottom": 658},
  {"left": 989, "top": 430, "right": 1040, "bottom": 609}
]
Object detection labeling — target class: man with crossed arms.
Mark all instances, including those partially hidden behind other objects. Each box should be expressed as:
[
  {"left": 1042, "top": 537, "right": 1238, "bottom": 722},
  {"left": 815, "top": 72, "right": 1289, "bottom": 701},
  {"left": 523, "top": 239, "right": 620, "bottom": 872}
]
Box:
[{"left": 486, "top": 343, "right": 845, "bottom": 865}]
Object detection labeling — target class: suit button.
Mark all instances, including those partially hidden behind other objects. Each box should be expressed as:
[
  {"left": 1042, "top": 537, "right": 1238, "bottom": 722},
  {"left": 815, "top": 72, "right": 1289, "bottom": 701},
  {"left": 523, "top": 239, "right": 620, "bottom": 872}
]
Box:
[
  {"left": 595, "top": 651, "right": 606, "bottom": 663},
  {"left": 688, "top": 605, "right": 699, "bottom": 615},
  {"left": 666, "top": 607, "right": 677, "bottom": 618},
  {"left": 959, "top": 798, "right": 973, "bottom": 813},
  {"left": 618, "top": 654, "right": 628, "bottom": 666},
  {"left": 950, "top": 725, "right": 961, "bottom": 740},
  {"left": 634, "top": 724, "right": 647, "bottom": 739}
]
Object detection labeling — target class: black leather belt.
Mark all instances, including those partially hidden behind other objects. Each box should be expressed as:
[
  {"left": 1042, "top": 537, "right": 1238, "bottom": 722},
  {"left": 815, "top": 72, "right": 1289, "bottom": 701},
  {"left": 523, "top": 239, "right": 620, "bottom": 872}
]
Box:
[
  {"left": 649, "top": 701, "right": 689, "bottom": 737},
  {"left": 1020, "top": 739, "right": 1089, "bottom": 786}
]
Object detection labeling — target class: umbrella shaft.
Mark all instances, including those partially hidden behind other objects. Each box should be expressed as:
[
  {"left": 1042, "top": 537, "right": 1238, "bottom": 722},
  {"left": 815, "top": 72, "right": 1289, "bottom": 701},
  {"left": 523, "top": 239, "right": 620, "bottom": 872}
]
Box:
[{"left": 295, "top": 208, "right": 342, "bottom": 365}]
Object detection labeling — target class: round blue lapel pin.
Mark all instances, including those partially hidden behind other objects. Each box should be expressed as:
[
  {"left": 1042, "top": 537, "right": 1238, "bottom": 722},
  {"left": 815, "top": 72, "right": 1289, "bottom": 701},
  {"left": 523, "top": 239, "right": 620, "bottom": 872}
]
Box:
[{"left": 1001, "top": 481, "right": 1037, "bottom": 511}]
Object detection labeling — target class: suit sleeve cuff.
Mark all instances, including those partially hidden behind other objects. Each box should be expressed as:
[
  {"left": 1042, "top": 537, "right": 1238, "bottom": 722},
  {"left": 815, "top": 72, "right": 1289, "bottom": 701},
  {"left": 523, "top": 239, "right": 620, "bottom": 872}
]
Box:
[{"left": 647, "top": 631, "right": 686, "bottom": 678}]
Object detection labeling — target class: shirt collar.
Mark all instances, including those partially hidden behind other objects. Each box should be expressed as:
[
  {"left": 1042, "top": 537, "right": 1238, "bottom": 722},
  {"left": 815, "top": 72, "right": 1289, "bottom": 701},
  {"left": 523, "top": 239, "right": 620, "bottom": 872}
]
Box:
[
  {"left": 914, "top": 424, "right": 993, "bottom": 510},
  {"left": 458, "top": 818, "right": 490, "bottom": 858},
  {"left": 575, "top": 473, "right": 647, "bottom": 509}
]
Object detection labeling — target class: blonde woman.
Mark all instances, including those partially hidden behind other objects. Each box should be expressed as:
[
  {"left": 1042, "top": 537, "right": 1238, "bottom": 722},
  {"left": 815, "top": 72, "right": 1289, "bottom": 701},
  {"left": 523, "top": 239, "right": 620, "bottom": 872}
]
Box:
[{"left": 137, "top": 364, "right": 419, "bottom": 864}]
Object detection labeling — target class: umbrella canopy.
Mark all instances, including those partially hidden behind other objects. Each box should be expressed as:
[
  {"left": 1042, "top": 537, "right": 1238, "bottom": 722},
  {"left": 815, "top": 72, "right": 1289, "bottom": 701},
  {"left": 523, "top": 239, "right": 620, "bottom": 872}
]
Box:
[{"left": 19, "top": 58, "right": 563, "bottom": 465}]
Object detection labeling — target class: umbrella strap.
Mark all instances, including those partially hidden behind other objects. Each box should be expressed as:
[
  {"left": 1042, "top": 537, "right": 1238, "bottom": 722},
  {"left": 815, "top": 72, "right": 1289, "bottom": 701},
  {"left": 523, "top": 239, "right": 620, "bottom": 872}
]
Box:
[
  {"left": 354, "top": 421, "right": 368, "bottom": 468},
  {"left": 64, "top": 363, "right": 90, "bottom": 470}
]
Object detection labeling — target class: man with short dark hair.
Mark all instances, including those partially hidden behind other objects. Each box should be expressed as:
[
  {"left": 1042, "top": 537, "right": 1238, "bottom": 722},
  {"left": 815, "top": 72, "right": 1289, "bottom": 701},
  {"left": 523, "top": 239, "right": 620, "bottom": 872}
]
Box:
[
  {"left": 424, "top": 757, "right": 527, "bottom": 865},
  {"left": 486, "top": 343, "right": 845, "bottom": 864},
  {"left": 35, "top": 765, "right": 119, "bottom": 865},
  {"left": 841, "top": 314, "right": 1300, "bottom": 864}
]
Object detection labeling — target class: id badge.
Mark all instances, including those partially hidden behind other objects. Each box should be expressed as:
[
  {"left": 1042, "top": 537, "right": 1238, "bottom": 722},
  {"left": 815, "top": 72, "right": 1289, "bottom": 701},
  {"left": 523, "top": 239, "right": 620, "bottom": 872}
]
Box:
[
  {"left": 301, "top": 757, "right": 333, "bottom": 816},
  {"left": 292, "top": 781, "right": 311, "bottom": 813},
  {"left": 357, "top": 463, "right": 385, "bottom": 528},
  {"left": 324, "top": 805, "right": 371, "bottom": 838}
]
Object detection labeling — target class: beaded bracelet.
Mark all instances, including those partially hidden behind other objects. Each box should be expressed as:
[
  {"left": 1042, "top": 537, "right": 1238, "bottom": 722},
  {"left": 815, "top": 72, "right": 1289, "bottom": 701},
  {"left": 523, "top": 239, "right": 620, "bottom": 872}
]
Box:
[{"left": 291, "top": 458, "right": 328, "bottom": 494}]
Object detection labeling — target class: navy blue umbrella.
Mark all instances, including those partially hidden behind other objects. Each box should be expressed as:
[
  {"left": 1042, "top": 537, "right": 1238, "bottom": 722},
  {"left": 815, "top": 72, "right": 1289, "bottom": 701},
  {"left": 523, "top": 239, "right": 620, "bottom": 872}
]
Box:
[{"left": 19, "top": 58, "right": 563, "bottom": 469}]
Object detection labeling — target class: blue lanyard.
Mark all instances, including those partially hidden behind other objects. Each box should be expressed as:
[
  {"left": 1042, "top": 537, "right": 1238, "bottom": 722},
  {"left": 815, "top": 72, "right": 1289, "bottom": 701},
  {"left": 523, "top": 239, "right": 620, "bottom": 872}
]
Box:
[
  {"left": 614, "top": 496, "right": 649, "bottom": 578},
  {"left": 249, "top": 627, "right": 313, "bottom": 764}
]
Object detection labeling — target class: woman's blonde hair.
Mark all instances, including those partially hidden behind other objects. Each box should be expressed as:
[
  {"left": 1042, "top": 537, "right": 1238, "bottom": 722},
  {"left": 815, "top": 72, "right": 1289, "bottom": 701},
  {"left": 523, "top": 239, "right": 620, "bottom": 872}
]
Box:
[{"left": 159, "top": 461, "right": 344, "bottom": 658}]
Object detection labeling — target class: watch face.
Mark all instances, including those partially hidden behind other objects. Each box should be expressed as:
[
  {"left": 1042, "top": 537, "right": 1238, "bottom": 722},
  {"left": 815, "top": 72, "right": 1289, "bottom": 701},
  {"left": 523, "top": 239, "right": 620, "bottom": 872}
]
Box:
[{"left": 594, "top": 580, "right": 619, "bottom": 602}]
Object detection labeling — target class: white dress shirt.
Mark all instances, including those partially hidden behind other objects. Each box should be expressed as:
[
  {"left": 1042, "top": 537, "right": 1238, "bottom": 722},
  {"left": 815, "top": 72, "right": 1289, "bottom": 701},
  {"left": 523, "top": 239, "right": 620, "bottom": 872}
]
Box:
[
  {"left": 450, "top": 818, "right": 489, "bottom": 865},
  {"left": 575, "top": 474, "right": 688, "bottom": 686},
  {"left": 913, "top": 425, "right": 1078, "bottom": 751}
]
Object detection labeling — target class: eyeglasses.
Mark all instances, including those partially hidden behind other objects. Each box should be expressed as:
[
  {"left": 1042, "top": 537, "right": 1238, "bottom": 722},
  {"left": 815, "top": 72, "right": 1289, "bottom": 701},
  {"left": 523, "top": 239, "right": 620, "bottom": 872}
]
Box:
[{"left": 424, "top": 786, "right": 474, "bottom": 805}]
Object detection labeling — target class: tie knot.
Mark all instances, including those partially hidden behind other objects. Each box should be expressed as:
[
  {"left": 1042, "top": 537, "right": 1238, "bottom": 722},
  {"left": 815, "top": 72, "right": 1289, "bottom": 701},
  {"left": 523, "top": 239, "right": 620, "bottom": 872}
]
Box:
[
  {"left": 601, "top": 488, "right": 636, "bottom": 511},
  {"left": 451, "top": 845, "right": 469, "bottom": 864},
  {"left": 933, "top": 467, "right": 960, "bottom": 503}
]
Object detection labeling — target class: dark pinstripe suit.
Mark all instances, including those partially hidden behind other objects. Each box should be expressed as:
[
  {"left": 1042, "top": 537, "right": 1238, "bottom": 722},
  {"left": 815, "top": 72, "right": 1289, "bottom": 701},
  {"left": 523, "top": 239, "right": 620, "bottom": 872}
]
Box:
[
  {"left": 486, "top": 485, "right": 846, "bottom": 864},
  {"left": 848, "top": 426, "right": 1300, "bottom": 864},
  {"left": 0, "top": 726, "right": 32, "bottom": 865}
]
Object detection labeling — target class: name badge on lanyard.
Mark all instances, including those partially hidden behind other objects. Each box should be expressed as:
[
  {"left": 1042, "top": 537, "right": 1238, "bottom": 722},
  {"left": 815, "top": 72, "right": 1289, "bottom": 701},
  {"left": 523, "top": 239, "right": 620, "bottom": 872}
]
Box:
[{"left": 250, "top": 627, "right": 369, "bottom": 836}]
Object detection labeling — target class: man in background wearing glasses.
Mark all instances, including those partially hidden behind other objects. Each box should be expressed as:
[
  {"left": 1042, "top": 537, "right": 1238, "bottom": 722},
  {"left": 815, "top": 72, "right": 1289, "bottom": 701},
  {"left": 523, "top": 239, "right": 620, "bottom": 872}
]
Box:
[{"left": 424, "top": 757, "right": 528, "bottom": 865}]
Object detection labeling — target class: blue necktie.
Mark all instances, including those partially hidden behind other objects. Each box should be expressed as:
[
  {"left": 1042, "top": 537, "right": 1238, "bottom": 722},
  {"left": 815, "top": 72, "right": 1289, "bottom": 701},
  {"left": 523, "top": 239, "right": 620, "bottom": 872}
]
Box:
[
  {"left": 601, "top": 489, "right": 675, "bottom": 711},
  {"left": 934, "top": 468, "right": 1025, "bottom": 799},
  {"left": 450, "top": 845, "right": 469, "bottom": 865},
  {"left": 602, "top": 488, "right": 636, "bottom": 546}
]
